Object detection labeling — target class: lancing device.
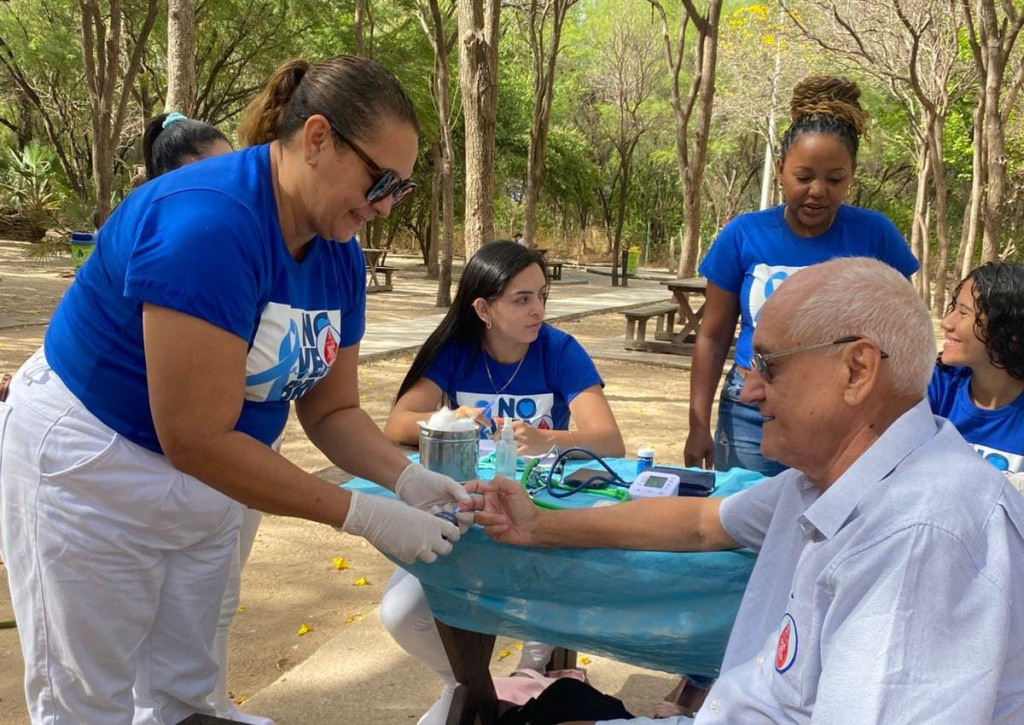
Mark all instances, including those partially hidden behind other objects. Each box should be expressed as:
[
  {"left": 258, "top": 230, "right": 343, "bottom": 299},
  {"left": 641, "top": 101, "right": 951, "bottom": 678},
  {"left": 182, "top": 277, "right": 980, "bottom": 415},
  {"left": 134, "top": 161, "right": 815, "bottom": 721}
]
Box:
[{"left": 434, "top": 511, "right": 460, "bottom": 526}]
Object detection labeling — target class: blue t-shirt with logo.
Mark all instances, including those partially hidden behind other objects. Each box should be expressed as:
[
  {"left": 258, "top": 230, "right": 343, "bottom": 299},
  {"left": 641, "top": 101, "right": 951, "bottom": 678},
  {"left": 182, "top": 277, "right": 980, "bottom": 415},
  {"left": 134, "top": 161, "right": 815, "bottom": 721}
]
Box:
[
  {"left": 699, "top": 204, "right": 918, "bottom": 369},
  {"left": 425, "top": 324, "right": 602, "bottom": 432},
  {"left": 45, "top": 144, "right": 367, "bottom": 453},
  {"left": 929, "top": 365, "right": 1024, "bottom": 474}
]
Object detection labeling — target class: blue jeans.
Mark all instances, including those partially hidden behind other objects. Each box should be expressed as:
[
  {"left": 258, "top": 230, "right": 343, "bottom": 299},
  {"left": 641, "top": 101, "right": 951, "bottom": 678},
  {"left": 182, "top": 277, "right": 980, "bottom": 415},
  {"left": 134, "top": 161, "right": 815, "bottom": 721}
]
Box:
[{"left": 713, "top": 367, "right": 787, "bottom": 477}]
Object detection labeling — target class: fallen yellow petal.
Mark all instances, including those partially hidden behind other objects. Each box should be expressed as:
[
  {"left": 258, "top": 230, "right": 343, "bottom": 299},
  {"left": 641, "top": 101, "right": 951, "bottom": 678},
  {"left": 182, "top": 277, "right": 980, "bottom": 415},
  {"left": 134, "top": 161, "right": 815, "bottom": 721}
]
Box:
[
  {"left": 345, "top": 613, "right": 366, "bottom": 623},
  {"left": 579, "top": 656, "right": 592, "bottom": 665},
  {"left": 497, "top": 649, "right": 511, "bottom": 660},
  {"left": 353, "top": 577, "right": 370, "bottom": 586},
  {"left": 297, "top": 623, "right": 312, "bottom": 636},
  {"left": 237, "top": 605, "right": 245, "bottom": 613},
  {"left": 512, "top": 642, "right": 523, "bottom": 651},
  {"left": 333, "top": 557, "right": 349, "bottom": 570}
]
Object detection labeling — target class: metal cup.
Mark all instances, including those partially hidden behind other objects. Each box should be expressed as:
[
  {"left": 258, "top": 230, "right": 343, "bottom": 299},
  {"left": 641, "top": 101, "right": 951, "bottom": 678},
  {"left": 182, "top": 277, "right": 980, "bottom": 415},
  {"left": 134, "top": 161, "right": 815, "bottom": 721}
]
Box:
[{"left": 418, "top": 423, "right": 479, "bottom": 482}]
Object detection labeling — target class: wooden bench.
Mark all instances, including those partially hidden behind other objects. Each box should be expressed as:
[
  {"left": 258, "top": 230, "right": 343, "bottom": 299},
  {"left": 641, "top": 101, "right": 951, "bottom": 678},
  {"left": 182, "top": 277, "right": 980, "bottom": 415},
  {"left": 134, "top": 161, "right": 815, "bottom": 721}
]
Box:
[
  {"left": 547, "top": 260, "right": 565, "bottom": 281},
  {"left": 622, "top": 300, "right": 680, "bottom": 352},
  {"left": 367, "top": 265, "right": 398, "bottom": 293}
]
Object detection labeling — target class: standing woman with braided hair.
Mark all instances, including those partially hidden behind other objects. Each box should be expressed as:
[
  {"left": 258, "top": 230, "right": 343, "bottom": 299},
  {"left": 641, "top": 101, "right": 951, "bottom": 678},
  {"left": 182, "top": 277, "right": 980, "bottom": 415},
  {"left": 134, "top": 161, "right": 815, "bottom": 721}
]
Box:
[
  {"left": 0, "top": 56, "right": 471, "bottom": 725},
  {"left": 683, "top": 75, "right": 919, "bottom": 478}
]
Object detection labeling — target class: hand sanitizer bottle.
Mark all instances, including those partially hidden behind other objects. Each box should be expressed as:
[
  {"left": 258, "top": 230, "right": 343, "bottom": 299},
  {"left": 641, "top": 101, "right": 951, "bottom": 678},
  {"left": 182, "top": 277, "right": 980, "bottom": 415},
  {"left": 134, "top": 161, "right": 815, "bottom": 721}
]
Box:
[{"left": 494, "top": 418, "right": 517, "bottom": 480}]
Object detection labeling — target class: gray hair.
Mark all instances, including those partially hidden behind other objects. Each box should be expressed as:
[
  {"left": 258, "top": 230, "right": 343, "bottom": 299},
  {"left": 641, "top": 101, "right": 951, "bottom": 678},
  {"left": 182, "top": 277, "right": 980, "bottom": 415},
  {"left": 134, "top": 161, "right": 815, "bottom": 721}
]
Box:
[{"left": 785, "top": 257, "right": 934, "bottom": 396}]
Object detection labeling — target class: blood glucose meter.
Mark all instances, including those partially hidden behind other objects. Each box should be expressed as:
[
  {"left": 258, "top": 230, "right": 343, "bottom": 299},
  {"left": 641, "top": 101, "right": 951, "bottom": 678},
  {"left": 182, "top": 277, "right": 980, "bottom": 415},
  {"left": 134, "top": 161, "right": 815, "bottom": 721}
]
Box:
[{"left": 628, "top": 470, "right": 681, "bottom": 499}]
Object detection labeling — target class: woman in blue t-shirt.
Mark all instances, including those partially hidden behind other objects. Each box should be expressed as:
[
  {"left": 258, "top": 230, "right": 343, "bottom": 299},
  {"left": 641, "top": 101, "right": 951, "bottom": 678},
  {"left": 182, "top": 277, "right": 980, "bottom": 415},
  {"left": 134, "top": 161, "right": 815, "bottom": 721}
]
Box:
[
  {"left": 382, "top": 241, "right": 624, "bottom": 725},
  {"left": 930, "top": 262, "right": 1024, "bottom": 494},
  {"left": 0, "top": 56, "right": 471, "bottom": 725},
  {"left": 385, "top": 241, "right": 624, "bottom": 456},
  {"left": 684, "top": 75, "right": 918, "bottom": 477}
]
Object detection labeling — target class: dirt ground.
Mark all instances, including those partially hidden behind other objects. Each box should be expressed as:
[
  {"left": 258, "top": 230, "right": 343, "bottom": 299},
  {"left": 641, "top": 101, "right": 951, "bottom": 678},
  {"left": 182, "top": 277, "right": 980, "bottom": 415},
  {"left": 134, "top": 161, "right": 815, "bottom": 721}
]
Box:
[{"left": 0, "top": 240, "right": 706, "bottom": 724}]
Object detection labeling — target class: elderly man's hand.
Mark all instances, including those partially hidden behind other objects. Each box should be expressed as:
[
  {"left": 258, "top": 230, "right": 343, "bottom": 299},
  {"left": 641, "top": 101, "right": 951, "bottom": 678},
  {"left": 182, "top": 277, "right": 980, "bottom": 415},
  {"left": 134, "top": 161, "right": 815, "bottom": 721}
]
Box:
[{"left": 463, "top": 476, "right": 541, "bottom": 545}]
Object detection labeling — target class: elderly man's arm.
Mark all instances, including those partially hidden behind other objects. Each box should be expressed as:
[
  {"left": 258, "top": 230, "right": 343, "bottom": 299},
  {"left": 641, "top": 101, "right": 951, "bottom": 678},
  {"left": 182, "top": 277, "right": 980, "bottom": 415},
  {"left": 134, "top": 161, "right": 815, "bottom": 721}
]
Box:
[
  {"left": 465, "top": 477, "right": 739, "bottom": 551},
  {"left": 812, "top": 523, "right": 1011, "bottom": 723}
]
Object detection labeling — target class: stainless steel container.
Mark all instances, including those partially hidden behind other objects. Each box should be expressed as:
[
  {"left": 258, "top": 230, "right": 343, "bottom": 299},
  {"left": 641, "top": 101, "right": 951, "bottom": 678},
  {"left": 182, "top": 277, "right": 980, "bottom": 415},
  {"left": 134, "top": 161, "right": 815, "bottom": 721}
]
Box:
[{"left": 418, "top": 424, "right": 479, "bottom": 482}]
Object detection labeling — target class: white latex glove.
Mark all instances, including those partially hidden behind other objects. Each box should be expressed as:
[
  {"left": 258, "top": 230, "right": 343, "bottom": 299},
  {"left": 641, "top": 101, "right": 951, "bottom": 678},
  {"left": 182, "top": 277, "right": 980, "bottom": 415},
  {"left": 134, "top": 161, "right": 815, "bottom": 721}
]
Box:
[
  {"left": 395, "top": 462, "right": 472, "bottom": 512},
  {"left": 339, "top": 491, "right": 460, "bottom": 564}
]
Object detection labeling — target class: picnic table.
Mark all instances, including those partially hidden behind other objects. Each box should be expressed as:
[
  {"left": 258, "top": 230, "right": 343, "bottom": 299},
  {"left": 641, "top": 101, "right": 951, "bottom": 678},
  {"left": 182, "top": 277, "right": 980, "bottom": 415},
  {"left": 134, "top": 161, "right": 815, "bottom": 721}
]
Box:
[
  {"left": 333, "top": 460, "right": 762, "bottom": 725},
  {"left": 363, "top": 247, "right": 394, "bottom": 293},
  {"left": 622, "top": 277, "right": 708, "bottom": 355}
]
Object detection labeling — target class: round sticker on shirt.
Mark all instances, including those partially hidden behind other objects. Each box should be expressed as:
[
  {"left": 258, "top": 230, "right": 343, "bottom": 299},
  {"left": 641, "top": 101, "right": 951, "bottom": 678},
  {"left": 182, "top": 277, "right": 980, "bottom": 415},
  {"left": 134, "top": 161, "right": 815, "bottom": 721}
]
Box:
[{"left": 775, "top": 613, "right": 798, "bottom": 673}]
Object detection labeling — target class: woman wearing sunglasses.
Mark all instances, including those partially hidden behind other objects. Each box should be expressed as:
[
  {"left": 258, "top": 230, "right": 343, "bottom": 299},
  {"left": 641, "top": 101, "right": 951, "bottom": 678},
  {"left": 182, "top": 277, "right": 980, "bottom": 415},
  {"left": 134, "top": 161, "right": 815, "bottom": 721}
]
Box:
[
  {"left": 930, "top": 262, "right": 1024, "bottom": 495},
  {"left": 683, "top": 75, "right": 918, "bottom": 478},
  {"left": 0, "top": 56, "right": 469, "bottom": 725}
]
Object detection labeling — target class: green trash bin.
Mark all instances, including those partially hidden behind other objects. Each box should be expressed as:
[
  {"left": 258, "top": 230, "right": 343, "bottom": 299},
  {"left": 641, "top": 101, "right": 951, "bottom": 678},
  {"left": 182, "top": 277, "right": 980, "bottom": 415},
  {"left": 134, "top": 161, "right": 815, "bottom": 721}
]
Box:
[
  {"left": 625, "top": 246, "right": 641, "bottom": 276},
  {"left": 70, "top": 231, "right": 96, "bottom": 273}
]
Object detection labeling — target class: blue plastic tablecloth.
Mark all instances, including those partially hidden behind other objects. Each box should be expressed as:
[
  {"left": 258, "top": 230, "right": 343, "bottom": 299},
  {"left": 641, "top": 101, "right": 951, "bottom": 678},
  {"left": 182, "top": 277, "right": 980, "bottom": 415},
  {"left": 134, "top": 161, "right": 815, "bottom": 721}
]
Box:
[{"left": 344, "top": 459, "right": 763, "bottom": 677}]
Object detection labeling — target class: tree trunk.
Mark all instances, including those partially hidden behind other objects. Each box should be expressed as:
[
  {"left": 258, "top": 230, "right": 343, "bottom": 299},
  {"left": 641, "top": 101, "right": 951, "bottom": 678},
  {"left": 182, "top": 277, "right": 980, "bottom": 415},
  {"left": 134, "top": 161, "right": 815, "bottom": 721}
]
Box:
[
  {"left": 927, "top": 115, "right": 952, "bottom": 316},
  {"left": 427, "top": 138, "right": 441, "bottom": 279},
  {"left": 80, "top": 0, "right": 160, "bottom": 224},
  {"left": 165, "top": 0, "right": 196, "bottom": 114},
  {"left": 522, "top": 0, "right": 575, "bottom": 248},
  {"left": 980, "top": 47, "right": 1008, "bottom": 263},
  {"left": 957, "top": 98, "right": 986, "bottom": 278},
  {"left": 457, "top": 0, "right": 500, "bottom": 258},
  {"left": 417, "top": 0, "right": 457, "bottom": 305},
  {"left": 909, "top": 132, "right": 931, "bottom": 301},
  {"left": 678, "top": 0, "right": 723, "bottom": 278}
]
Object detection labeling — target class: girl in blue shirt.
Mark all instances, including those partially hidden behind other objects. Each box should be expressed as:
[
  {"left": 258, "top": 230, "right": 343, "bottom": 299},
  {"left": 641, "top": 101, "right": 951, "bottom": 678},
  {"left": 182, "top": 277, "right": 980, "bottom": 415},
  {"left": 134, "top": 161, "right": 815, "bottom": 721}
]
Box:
[
  {"left": 383, "top": 241, "right": 624, "bottom": 725},
  {"left": 930, "top": 262, "right": 1024, "bottom": 493},
  {"left": 685, "top": 75, "right": 917, "bottom": 477}
]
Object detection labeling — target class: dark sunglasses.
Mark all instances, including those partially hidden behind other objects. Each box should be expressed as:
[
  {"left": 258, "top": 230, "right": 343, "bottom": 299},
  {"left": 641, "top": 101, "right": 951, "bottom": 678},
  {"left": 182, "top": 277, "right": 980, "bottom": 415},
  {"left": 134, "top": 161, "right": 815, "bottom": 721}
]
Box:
[
  {"left": 313, "top": 115, "right": 418, "bottom": 207},
  {"left": 749, "top": 335, "right": 889, "bottom": 383}
]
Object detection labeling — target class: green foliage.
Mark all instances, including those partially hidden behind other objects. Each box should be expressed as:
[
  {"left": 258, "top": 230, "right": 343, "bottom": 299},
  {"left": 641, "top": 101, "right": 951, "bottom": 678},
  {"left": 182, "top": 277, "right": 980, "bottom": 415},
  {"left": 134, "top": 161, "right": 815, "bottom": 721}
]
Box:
[{"left": 1, "top": 142, "right": 61, "bottom": 239}]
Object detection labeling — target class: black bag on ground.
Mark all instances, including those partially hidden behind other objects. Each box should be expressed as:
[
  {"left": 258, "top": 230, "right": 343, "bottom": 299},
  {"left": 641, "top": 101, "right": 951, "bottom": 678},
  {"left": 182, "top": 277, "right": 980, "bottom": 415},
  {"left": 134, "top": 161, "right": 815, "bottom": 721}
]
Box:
[{"left": 496, "top": 678, "right": 634, "bottom": 725}]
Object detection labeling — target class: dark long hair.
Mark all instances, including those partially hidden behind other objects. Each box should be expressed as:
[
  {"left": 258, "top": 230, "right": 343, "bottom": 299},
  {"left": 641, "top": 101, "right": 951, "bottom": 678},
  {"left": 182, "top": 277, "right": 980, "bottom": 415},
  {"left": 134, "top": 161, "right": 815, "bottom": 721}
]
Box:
[
  {"left": 944, "top": 262, "right": 1024, "bottom": 381},
  {"left": 142, "top": 113, "right": 229, "bottom": 180},
  {"left": 395, "top": 241, "right": 547, "bottom": 401}
]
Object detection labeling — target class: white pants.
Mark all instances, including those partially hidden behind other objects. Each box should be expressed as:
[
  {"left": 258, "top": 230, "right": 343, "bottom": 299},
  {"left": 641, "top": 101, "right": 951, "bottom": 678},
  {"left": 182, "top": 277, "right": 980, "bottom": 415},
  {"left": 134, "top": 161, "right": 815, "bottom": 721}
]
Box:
[
  {"left": 380, "top": 568, "right": 556, "bottom": 686},
  {"left": 0, "top": 350, "right": 243, "bottom": 724},
  {"left": 210, "top": 506, "right": 263, "bottom": 717}
]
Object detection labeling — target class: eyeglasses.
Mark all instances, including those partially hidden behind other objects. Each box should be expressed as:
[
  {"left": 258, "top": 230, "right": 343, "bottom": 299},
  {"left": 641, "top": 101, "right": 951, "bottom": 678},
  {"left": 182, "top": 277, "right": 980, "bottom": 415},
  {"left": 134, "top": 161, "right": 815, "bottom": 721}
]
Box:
[
  {"left": 749, "top": 335, "right": 889, "bottom": 383},
  {"left": 313, "top": 115, "right": 418, "bottom": 207}
]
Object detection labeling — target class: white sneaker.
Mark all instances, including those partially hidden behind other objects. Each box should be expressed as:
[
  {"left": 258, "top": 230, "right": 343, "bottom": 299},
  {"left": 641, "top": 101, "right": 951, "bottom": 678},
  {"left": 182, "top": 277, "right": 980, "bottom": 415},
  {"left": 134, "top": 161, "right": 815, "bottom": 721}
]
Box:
[
  {"left": 224, "top": 705, "right": 275, "bottom": 725},
  {"left": 417, "top": 683, "right": 456, "bottom": 725}
]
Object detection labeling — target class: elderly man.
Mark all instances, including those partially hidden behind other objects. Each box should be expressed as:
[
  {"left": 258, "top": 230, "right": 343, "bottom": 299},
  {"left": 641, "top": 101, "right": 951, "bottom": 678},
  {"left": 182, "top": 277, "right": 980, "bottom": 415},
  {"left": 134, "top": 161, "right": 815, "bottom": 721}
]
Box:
[{"left": 467, "top": 257, "right": 1024, "bottom": 724}]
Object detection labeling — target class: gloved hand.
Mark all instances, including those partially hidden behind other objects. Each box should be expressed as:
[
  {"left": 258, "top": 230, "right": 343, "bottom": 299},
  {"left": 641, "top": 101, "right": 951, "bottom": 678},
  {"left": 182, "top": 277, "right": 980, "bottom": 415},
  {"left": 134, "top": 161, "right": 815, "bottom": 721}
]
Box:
[
  {"left": 339, "top": 491, "right": 460, "bottom": 564},
  {"left": 396, "top": 463, "right": 474, "bottom": 534},
  {"left": 1006, "top": 471, "right": 1024, "bottom": 496},
  {"left": 396, "top": 462, "right": 472, "bottom": 510}
]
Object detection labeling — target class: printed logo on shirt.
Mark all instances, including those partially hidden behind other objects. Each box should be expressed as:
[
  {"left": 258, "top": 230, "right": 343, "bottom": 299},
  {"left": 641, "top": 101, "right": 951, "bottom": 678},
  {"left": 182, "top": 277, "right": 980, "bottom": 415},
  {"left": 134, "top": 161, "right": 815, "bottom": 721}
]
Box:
[
  {"left": 774, "top": 613, "right": 798, "bottom": 673},
  {"left": 458, "top": 392, "right": 555, "bottom": 429},
  {"left": 245, "top": 302, "right": 342, "bottom": 402},
  {"left": 973, "top": 444, "right": 1024, "bottom": 473},
  {"left": 749, "top": 264, "right": 804, "bottom": 324}
]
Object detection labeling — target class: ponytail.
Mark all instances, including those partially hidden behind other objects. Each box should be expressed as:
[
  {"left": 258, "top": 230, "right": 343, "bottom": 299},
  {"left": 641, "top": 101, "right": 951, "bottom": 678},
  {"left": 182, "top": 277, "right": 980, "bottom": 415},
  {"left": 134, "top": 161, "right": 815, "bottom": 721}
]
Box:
[{"left": 238, "top": 58, "right": 310, "bottom": 146}]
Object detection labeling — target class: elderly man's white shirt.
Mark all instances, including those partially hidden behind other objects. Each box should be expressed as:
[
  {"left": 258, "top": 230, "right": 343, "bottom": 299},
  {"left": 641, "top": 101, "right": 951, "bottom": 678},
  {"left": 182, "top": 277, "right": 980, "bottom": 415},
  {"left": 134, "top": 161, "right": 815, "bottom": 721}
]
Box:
[{"left": 688, "top": 399, "right": 1024, "bottom": 724}]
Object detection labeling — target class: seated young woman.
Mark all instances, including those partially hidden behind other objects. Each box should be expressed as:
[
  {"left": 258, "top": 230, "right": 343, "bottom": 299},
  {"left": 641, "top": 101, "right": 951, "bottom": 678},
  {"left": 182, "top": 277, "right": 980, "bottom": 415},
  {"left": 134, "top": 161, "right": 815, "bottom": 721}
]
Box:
[
  {"left": 381, "top": 240, "right": 624, "bottom": 725},
  {"left": 384, "top": 240, "right": 624, "bottom": 457},
  {"left": 930, "top": 262, "right": 1024, "bottom": 493}
]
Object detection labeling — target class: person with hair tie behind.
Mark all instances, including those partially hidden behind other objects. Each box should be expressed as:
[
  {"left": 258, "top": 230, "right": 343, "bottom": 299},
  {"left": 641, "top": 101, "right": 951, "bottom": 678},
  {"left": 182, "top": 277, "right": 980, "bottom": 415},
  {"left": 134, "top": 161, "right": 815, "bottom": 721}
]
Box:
[
  {"left": 684, "top": 75, "right": 918, "bottom": 479},
  {"left": 0, "top": 56, "right": 470, "bottom": 725},
  {"left": 663, "top": 75, "right": 919, "bottom": 719}
]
